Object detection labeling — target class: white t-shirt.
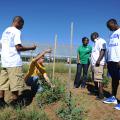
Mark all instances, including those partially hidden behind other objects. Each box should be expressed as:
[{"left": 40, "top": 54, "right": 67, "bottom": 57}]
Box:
[
  {"left": 0, "top": 26, "right": 22, "bottom": 67},
  {"left": 107, "top": 28, "right": 120, "bottom": 62},
  {"left": 91, "top": 38, "right": 106, "bottom": 66}
]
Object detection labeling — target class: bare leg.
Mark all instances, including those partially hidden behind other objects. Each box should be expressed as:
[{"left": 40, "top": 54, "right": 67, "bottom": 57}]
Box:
[
  {"left": 98, "top": 82, "right": 104, "bottom": 99},
  {"left": 11, "top": 91, "right": 19, "bottom": 100},
  {"left": 0, "top": 90, "right": 7, "bottom": 107},
  {"left": 0, "top": 90, "right": 4, "bottom": 99}
]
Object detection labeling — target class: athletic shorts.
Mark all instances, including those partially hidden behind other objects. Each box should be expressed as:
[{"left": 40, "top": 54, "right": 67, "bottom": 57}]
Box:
[
  {"left": 0, "top": 67, "right": 24, "bottom": 91},
  {"left": 92, "top": 65, "right": 104, "bottom": 82}
]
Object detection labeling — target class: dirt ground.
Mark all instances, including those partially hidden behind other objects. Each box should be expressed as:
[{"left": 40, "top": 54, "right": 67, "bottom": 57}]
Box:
[
  {"left": 3, "top": 73, "right": 120, "bottom": 120},
  {"left": 42, "top": 84, "right": 120, "bottom": 120}
]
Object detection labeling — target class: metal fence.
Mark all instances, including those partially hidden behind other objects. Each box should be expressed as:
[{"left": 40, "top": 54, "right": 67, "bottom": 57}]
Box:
[{"left": 0, "top": 42, "right": 79, "bottom": 63}]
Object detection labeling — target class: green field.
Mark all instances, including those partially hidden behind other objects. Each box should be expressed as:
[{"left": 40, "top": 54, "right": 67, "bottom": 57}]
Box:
[{"left": 0, "top": 63, "right": 120, "bottom": 120}]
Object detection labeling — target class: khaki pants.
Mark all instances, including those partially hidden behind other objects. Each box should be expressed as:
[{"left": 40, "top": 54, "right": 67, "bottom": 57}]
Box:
[
  {"left": 92, "top": 65, "right": 104, "bottom": 82},
  {"left": 0, "top": 67, "right": 24, "bottom": 91}
]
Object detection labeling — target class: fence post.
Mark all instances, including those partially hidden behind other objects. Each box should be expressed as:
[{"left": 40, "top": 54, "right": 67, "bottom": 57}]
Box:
[
  {"left": 52, "top": 34, "right": 57, "bottom": 81},
  {"left": 67, "top": 22, "right": 73, "bottom": 93},
  {"left": 67, "top": 22, "right": 74, "bottom": 119}
]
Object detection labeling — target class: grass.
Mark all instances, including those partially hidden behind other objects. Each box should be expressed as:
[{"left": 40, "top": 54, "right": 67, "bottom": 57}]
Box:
[
  {"left": 56, "top": 92, "right": 87, "bottom": 120},
  {"left": 0, "top": 107, "right": 49, "bottom": 120},
  {"left": 36, "top": 77, "right": 65, "bottom": 106},
  {"left": 0, "top": 62, "right": 113, "bottom": 120},
  {"left": 46, "top": 63, "right": 76, "bottom": 74},
  {"left": 22, "top": 63, "right": 29, "bottom": 73}
]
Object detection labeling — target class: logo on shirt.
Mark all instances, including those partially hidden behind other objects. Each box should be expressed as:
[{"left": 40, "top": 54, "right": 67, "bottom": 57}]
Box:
[
  {"left": 109, "top": 43, "right": 118, "bottom": 47},
  {"left": 110, "top": 34, "right": 120, "bottom": 39},
  {"left": 5, "top": 31, "right": 11, "bottom": 35}
]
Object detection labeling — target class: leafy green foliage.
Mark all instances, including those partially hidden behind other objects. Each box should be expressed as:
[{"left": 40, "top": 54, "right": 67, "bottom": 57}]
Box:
[
  {"left": 46, "top": 63, "right": 76, "bottom": 74},
  {"left": 36, "top": 78, "right": 65, "bottom": 106},
  {"left": 0, "top": 108, "right": 48, "bottom": 120},
  {"left": 56, "top": 93, "right": 86, "bottom": 120},
  {"left": 22, "top": 64, "right": 29, "bottom": 73}
]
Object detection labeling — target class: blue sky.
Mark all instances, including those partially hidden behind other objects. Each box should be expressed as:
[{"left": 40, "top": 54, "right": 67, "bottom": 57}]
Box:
[{"left": 0, "top": 0, "right": 120, "bottom": 47}]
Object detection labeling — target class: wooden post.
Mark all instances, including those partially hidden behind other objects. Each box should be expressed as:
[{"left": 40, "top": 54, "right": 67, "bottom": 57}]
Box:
[
  {"left": 67, "top": 22, "right": 74, "bottom": 119},
  {"left": 68, "top": 22, "right": 73, "bottom": 92},
  {"left": 52, "top": 34, "right": 57, "bottom": 81}
]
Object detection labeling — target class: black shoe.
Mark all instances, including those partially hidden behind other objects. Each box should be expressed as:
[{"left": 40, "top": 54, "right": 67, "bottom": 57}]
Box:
[
  {"left": 81, "top": 83, "right": 86, "bottom": 88},
  {"left": 96, "top": 94, "right": 104, "bottom": 100},
  {"left": 9, "top": 99, "right": 24, "bottom": 109},
  {"left": 74, "top": 84, "right": 80, "bottom": 88},
  {"left": 0, "top": 100, "right": 8, "bottom": 108}
]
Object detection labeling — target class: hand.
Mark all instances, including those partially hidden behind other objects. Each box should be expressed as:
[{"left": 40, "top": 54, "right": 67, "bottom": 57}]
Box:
[
  {"left": 45, "top": 48, "right": 52, "bottom": 53},
  {"left": 117, "top": 61, "right": 120, "bottom": 68},
  {"left": 31, "top": 44, "right": 36, "bottom": 50},
  {"left": 95, "top": 60, "right": 100, "bottom": 67},
  {"left": 77, "top": 59, "right": 80, "bottom": 64},
  {"left": 51, "top": 84, "right": 55, "bottom": 88}
]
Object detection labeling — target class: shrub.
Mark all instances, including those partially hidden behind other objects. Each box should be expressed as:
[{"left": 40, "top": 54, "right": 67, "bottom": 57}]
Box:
[
  {"left": 22, "top": 64, "right": 29, "bottom": 73},
  {"left": 36, "top": 78, "right": 65, "bottom": 106},
  {"left": 56, "top": 93, "right": 86, "bottom": 120},
  {"left": 0, "top": 108, "right": 48, "bottom": 120},
  {"left": 103, "top": 69, "right": 111, "bottom": 87}
]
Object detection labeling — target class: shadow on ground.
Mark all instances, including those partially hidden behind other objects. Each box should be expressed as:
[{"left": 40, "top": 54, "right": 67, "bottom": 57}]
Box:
[
  {"left": 86, "top": 83, "right": 111, "bottom": 98},
  {"left": 18, "top": 87, "right": 38, "bottom": 107}
]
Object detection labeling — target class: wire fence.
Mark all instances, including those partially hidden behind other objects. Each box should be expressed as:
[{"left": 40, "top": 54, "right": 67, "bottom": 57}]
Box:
[{"left": 0, "top": 42, "right": 79, "bottom": 64}]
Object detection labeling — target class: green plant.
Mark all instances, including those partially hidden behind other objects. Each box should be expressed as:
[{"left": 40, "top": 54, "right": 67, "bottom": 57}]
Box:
[
  {"left": 103, "top": 76, "right": 111, "bottom": 88},
  {"left": 15, "top": 109, "right": 48, "bottom": 120},
  {"left": 103, "top": 69, "right": 111, "bottom": 87},
  {"left": 22, "top": 64, "right": 29, "bottom": 73},
  {"left": 46, "top": 63, "right": 76, "bottom": 74},
  {"left": 0, "top": 108, "right": 48, "bottom": 120},
  {"left": 56, "top": 93, "right": 86, "bottom": 120},
  {"left": 36, "top": 78, "right": 65, "bottom": 106},
  {"left": 0, "top": 110, "right": 11, "bottom": 120}
]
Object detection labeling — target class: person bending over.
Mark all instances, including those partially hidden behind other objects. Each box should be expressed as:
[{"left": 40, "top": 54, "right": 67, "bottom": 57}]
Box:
[{"left": 25, "top": 49, "right": 55, "bottom": 94}]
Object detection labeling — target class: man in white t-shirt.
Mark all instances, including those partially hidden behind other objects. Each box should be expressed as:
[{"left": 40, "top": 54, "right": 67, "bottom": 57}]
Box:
[
  {"left": 91, "top": 32, "right": 106, "bottom": 99},
  {"left": 103, "top": 19, "right": 120, "bottom": 110},
  {"left": 0, "top": 16, "right": 36, "bottom": 108}
]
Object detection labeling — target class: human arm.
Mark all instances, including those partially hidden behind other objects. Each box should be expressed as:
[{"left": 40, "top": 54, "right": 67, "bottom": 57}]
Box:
[
  {"left": 95, "top": 41, "right": 106, "bottom": 67},
  {"left": 15, "top": 44, "right": 36, "bottom": 51},
  {"left": 24, "top": 62, "right": 36, "bottom": 82},
  {"left": 43, "top": 73, "right": 55, "bottom": 88},
  {"left": 24, "top": 49, "right": 52, "bottom": 81},
  {"left": 13, "top": 30, "right": 36, "bottom": 51},
  {"left": 77, "top": 47, "right": 81, "bottom": 64},
  {"left": 33, "top": 48, "right": 52, "bottom": 62},
  {"left": 95, "top": 49, "right": 106, "bottom": 66},
  {"left": 77, "top": 53, "right": 80, "bottom": 64}
]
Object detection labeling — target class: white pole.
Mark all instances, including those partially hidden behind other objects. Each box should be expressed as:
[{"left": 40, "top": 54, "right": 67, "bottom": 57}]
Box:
[
  {"left": 68, "top": 22, "right": 73, "bottom": 91},
  {"left": 67, "top": 22, "right": 74, "bottom": 120},
  {"left": 52, "top": 34, "right": 57, "bottom": 81}
]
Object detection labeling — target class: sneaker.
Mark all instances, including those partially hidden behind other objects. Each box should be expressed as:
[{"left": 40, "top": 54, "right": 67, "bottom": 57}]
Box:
[
  {"left": 103, "top": 96, "right": 117, "bottom": 104},
  {"left": 114, "top": 104, "right": 120, "bottom": 110},
  {"left": 81, "top": 83, "right": 86, "bottom": 88}
]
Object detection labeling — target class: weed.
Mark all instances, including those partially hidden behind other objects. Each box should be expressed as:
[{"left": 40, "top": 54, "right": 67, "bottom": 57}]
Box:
[
  {"left": 36, "top": 78, "right": 65, "bottom": 106},
  {"left": 56, "top": 93, "right": 86, "bottom": 120},
  {"left": 0, "top": 108, "right": 48, "bottom": 120}
]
